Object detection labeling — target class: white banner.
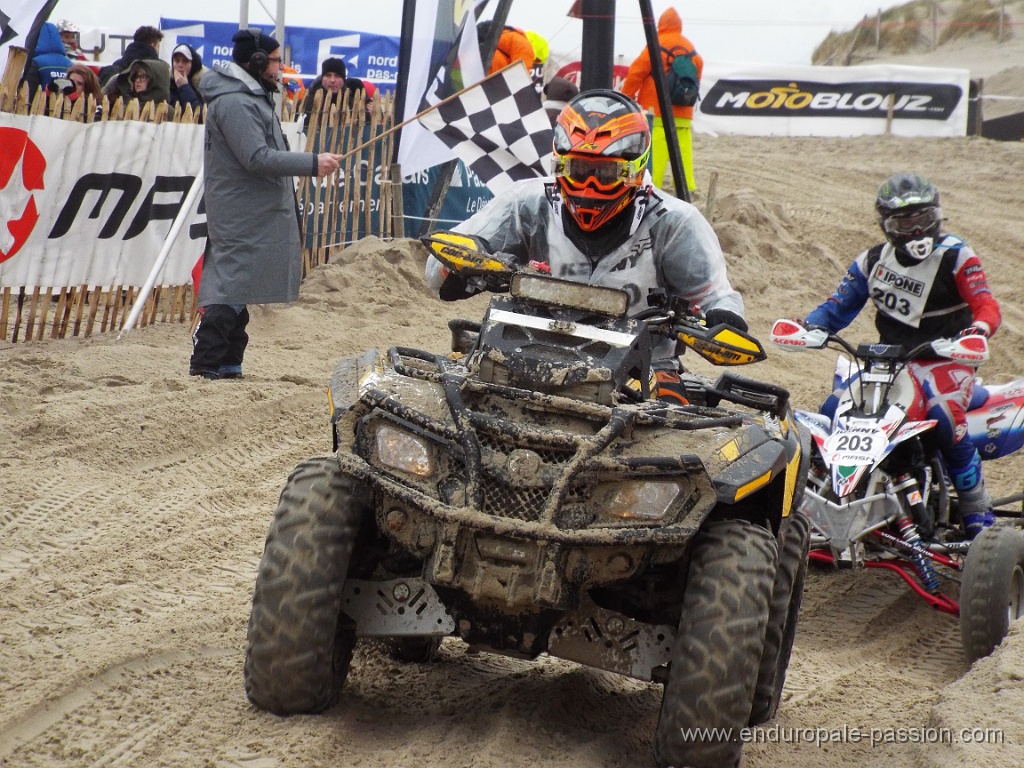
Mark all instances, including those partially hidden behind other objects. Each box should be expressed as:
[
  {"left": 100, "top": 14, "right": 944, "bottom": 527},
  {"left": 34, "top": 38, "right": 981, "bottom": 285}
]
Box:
[
  {"left": 693, "top": 62, "right": 969, "bottom": 137},
  {"left": 0, "top": 0, "right": 58, "bottom": 59},
  {"left": 0, "top": 112, "right": 206, "bottom": 289}
]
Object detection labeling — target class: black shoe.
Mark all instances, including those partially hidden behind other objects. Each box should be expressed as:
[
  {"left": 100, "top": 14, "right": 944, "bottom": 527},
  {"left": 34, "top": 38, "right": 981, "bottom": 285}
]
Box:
[
  {"left": 189, "top": 368, "right": 220, "bottom": 380},
  {"left": 217, "top": 365, "right": 243, "bottom": 379}
]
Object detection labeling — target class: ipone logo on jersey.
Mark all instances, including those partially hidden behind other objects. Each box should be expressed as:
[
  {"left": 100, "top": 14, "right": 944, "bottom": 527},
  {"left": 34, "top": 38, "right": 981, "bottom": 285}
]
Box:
[
  {"left": 0, "top": 128, "right": 45, "bottom": 263},
  {"left": 701, "top": 80, "right": 962, "bottom": 121},
  {"left": 873, "top": 264, "right": 926, "bottom": 296}
]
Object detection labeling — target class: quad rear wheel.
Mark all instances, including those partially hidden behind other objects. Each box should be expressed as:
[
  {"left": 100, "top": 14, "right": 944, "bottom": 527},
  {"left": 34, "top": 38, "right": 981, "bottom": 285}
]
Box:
[
  {"left": 960, "top": 525, "right": 1024, "bottom": 663},
  {"left": 244, "top": 456, "right": 369, "bottom": 714},
  {"left": 654, "top": 519, "right": 777, "bottom": 768}
]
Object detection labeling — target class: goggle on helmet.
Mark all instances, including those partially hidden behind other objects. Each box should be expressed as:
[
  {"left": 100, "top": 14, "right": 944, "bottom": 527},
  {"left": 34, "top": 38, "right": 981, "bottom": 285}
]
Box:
[{"left": 552, "top": 90, "right": 651, "bottom": 232}]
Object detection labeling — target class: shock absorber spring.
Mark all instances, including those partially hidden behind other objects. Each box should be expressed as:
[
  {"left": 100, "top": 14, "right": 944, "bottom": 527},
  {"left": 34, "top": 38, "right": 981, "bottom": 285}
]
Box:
[
  {"left": 892, "top": 500, "right": 940, "bottom": 592},
  {"left": 892, "top": 472, "right": 934, "bottom": 536}
]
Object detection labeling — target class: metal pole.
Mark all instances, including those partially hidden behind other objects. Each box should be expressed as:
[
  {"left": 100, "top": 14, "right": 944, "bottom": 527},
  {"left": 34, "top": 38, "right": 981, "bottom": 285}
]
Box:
[
  {"left": 637, "top": 0, "right": 689, "bottom": 202},
  {"left": 275, "top": 0, "right": 285, "bottom": 46},
  {"left": 117, "top": 169, "right": 204, "bottom": 340},
  {"left": 581, "top": 0, "right": 615, "bottom": 90},
  {"left": 239, "top": 0, "right": 249, "bottom": 28}
]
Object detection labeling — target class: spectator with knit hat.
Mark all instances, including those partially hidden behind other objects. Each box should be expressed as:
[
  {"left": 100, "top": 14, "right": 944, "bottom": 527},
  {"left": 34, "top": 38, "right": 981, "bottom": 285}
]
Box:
[
  {"left": 169, "top": 43, "right": 205, "bottom": 113},
  {"left": 301, "top": 57, "right": 348, "bottom": 131},
  {"left": 188, "top": 29, "right": 341, "bottom": 380},
  {"left": 542, "top": 76, "right": 579, "bottom": 126}
]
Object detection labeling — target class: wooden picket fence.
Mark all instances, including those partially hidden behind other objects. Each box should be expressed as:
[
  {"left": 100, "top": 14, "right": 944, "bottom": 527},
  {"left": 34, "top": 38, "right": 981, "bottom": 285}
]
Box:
[{"left": 0, "top": 46, "right": 398, "bottom": 342}]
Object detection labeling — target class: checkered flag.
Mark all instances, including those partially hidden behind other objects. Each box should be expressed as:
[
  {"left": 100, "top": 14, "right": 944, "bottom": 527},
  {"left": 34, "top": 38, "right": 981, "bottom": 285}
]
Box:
[{"left": 417, "top": 63, "right": 553, "bottom": 194}]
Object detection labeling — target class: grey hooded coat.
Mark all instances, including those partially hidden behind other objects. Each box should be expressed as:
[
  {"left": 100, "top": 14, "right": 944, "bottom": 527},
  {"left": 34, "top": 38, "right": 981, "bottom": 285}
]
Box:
[{"left": 197, "top": 62, "right": 319, "bottom": 306}]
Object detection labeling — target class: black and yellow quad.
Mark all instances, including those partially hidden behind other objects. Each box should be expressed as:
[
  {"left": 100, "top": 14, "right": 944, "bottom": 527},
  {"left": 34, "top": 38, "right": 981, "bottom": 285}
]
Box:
[{"left": 243, "top": 233, "right": 810, "bottom": 768}]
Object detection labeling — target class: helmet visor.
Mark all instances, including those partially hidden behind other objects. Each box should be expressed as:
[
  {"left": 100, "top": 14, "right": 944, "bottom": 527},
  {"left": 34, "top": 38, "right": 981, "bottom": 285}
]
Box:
[
  {"left": 553, "top": 154, "right": 644, "bottom": 188},
  {"left": 881, "top": 207, "right": 940, "bottom": 238}
]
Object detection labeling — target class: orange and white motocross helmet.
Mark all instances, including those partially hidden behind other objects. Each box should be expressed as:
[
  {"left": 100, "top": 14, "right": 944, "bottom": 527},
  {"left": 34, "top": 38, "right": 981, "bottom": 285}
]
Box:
[{"left": 552, "top": 90, "right": 651, "bottom": 232}]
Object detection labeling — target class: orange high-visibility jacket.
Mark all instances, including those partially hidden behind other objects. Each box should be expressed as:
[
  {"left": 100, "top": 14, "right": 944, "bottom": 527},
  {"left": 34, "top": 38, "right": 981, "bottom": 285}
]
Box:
[{"left": 620, "top": 7, "right": 703, "bottom": 120}]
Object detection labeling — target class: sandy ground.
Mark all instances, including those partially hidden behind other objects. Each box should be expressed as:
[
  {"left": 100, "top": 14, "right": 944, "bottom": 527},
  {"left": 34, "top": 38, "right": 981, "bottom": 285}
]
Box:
[{"left": 4, "top": 39, "right": 1024, "bottom": 768}]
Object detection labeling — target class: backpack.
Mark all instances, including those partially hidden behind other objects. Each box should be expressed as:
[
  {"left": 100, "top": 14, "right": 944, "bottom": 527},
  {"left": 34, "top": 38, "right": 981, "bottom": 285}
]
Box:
[{"left": 661, "top": 45, "right": 700, "bottom": 107}]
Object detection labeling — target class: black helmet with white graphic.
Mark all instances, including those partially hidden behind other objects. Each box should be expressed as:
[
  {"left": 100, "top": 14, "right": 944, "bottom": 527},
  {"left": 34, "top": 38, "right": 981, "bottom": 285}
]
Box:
[{"left": 875, "top": 172, "right": 943, "bottom": 260}]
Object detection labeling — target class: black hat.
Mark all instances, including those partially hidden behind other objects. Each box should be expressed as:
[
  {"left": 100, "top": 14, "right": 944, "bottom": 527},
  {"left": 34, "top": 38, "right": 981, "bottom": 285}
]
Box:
[
  {"left": 543, "top": 76, "right": 579, "bottom": 103},
  {"left": 231, "top": 29, "right": 280, "bottom": 65},
  {"left": 320, "top": 58, "right": 347, "bottom": 78}
]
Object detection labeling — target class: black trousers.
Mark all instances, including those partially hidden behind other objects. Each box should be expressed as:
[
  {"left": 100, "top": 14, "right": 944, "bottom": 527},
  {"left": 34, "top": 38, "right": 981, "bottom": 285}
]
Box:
[{"left": 190, "top": 304, "right": 249, "bottom": 374}]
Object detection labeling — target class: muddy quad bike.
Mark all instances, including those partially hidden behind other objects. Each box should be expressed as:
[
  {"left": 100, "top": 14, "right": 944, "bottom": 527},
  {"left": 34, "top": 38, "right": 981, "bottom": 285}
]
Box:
[
  {"left": 771, "top": 318, "right": 1024, "bottom": 663},
  {"left": 244, "top": 233, "right": 810, "bottom": 768}
]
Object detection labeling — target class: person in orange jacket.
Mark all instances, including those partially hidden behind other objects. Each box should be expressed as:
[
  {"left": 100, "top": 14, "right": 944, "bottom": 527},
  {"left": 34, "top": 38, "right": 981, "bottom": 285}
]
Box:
[
  {"left": 477, "top": 20, "right": 535, "bottom": 74},
  {"left": 620, "top": 7, "right": 702, "bottom": 195}
]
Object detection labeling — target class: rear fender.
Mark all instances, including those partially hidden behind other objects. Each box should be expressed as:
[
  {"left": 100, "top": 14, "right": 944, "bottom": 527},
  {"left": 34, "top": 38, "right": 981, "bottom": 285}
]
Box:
[{"left": 967, "top": 379, "right": 1024, "bottom": 460}]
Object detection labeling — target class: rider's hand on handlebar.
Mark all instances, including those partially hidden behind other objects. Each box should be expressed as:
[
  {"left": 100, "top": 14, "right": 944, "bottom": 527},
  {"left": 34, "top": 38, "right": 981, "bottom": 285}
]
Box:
[
  {"left": 958, "top": 324, "right": 990, "bottom": 338},
  {"left": 704, "top": 308, "right": 749, "bottom": 333}
]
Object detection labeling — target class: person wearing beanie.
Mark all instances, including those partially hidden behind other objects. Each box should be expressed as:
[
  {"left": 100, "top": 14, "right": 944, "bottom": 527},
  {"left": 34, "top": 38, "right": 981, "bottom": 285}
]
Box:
[
  {"left": 168, "top": 43, "right": 205, "bottom": 113},
  {"left": 300, "top": 57, "right": 348, "bottom": 132},
  {"left": 542, "top": 76, "right": 579, "bottom": 126},
  {"left": 188, "top": 29, "right": 342, "bottom": 380}
]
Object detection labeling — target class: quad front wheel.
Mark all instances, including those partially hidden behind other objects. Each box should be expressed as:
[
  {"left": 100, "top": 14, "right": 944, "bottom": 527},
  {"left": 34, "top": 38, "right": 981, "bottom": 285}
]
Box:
[
  {"left": 244, "top": 456, "right": 370, "bottom": 714},
  {"left": 960, "top": 525, "right": 1024, "bottom": 663},
  {"left": 654, "top": 519, "right": 777, "bottom": 768},
  {"left": 749, "top": 511, "right": 810, "bottom": 725}
]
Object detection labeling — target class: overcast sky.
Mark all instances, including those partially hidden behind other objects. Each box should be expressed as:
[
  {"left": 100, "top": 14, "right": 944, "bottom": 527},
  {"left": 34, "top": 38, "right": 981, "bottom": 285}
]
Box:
[{"left": 53, "top": 1, "right": 892, "bottom": 66}]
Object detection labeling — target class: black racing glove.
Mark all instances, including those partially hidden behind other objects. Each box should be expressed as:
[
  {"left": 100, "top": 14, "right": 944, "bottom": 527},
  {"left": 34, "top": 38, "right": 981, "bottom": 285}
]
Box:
[{"left": 704, "top": 308, "right": 749, "bottom": 333}]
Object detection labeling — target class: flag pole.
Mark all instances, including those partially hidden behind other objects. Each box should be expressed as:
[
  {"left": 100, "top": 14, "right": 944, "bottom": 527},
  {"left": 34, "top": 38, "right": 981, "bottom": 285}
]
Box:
[
  {"left": 117, "top": 167, "right": 204, "bottom": 341},
  {"left": 334, "top": 62, "right": 523, "bottom": 163}
]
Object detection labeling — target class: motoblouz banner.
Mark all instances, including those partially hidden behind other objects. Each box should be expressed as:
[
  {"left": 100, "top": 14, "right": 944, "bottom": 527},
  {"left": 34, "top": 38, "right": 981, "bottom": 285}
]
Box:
[
  {"left": 160, "top": 18, "right": 400, "bottom": 86},
  {"left": 0, "top": 113, "right": 205, "bottom": 289},
  {"left": 694, "top": 62, "right": 969, "bottom": 137}
]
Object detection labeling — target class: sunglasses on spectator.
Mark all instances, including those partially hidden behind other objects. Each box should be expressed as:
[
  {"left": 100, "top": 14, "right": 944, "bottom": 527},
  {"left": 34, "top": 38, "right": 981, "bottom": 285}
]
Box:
[
  {"left": 267, "top": 56, "right": 283, "bottom": 63},
  {"left": 132, "top": 73, "right": 150, "bottom": 81}
]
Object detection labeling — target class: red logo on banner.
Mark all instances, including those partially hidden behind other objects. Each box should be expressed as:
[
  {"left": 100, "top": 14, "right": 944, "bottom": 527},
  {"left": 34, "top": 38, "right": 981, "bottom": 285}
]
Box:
[
  {"left": 0, "top": 127, "right": 46, "bottom": 264},
  {"left": 554, "top": 62, "right": 630, "bottom": 92}
]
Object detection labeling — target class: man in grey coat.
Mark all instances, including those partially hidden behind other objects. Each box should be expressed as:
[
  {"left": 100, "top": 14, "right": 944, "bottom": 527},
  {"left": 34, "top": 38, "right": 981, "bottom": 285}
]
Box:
[{"left": 190, "top": 29, "right": 340, "bottom": 379}]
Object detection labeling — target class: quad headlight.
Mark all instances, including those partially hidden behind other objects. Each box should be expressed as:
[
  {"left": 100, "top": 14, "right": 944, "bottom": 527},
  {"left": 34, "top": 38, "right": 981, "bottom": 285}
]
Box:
[
  {"left": 375, "top": 423, "right": 435, "bottom": 477},
  {"left": 591, "top": 480, "right": 684, "bottom": 526}
]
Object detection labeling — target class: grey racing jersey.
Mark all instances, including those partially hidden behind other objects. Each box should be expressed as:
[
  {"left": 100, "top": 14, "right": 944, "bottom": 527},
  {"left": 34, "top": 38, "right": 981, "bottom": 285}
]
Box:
[{"left": 425, "top": 178, "right": 743, "bottom": 366}]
